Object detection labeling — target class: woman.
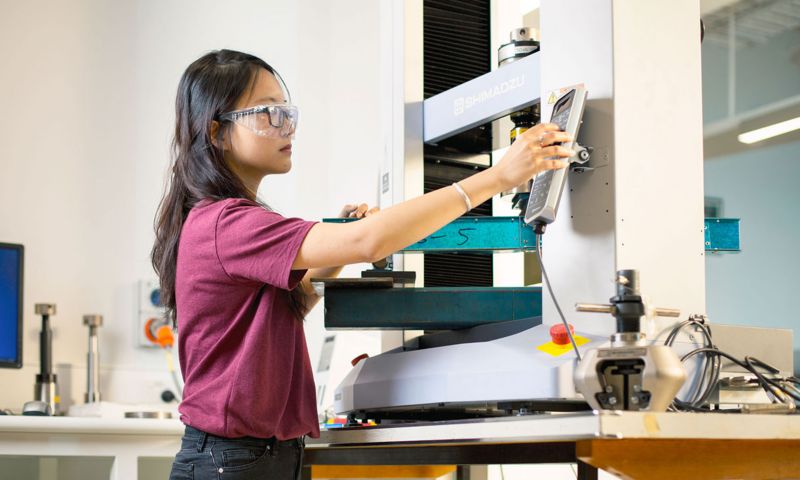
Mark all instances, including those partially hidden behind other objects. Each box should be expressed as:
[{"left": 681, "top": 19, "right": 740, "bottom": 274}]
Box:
[{"left": 153, "top": 49, "right": 574, "bottom": 480}]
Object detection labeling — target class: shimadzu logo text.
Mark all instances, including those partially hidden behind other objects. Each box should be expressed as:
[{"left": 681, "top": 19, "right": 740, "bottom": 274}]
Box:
[{"left": 453, "top": 74, "right": 526, "bottom": 116}]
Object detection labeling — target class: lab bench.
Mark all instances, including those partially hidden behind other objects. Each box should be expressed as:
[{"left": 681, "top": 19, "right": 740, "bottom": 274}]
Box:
[
  {"left": 0, "top": 416, "right": 183, "bottom": 479},
  {"left": 304, "top": 410, "right": 800, "bottom": 480},
  {"left": 2, "top": 411, "right": 799, "bottom": 479}
]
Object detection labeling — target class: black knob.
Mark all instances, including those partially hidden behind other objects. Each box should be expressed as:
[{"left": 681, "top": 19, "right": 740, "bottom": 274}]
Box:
[{"left": 161, "top": 390, "right": 177, "bottom": 403}]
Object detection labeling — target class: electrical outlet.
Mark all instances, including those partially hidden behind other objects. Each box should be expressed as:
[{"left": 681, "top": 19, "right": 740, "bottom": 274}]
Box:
[{"left": 137, "top": 279, "right": 166, "bottom": 348}]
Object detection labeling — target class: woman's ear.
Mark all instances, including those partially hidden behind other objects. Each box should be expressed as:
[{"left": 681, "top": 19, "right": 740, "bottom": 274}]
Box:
[{"left": 209, "top": 120, "right": 225, "bottom": 149}]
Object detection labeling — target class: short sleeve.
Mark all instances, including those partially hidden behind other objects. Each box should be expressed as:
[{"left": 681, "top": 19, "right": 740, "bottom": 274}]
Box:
[{"left": 214, "top": 199, "right": 317, "bottom": 290}]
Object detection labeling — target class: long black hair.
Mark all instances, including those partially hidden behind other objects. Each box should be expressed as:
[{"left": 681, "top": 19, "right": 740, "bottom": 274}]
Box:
[{"left": 151, "top": 49, "right": 305, "bottom": 326}]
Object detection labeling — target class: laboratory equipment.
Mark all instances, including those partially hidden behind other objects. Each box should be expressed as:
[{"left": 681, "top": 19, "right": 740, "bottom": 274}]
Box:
[
  {"left": 21, "top": 400, "right": 51, "bottom": 416},
  {"left": 498, "top": 28, "right": 541, "bottom": 204},
  {"left": 326, "top": 0, "right": 785, "bottom": 423},
  {"left": 83, "top": 314, "right": 103, "bottom": 403},
  {"left": 572, "top": 270, "right": 686, "bottom": 411},
  {"left": 523, "top": 86, "right": 589, "bottom": 228},
  {"left": 32, "top": 303, "right": 59, "bottom": 415},
  {"left": 498, "top": 27, "right": 539, "bottom": 66}
]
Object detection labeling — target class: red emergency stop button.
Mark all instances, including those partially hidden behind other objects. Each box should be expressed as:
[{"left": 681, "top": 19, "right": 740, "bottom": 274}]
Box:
[
  {"left": 550, "top": 324, "right": 575, "bottom": 345},
  {"left": 351, "top": 353, "right": 369, "bottom": 366}
]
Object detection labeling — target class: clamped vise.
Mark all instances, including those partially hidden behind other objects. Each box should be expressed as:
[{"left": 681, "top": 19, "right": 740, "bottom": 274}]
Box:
[{"left": 573, "top": 270, "right": 687, "bottom": 411}]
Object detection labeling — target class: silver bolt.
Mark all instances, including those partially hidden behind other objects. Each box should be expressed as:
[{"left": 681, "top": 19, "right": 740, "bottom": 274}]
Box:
[
  {"left": 608, "top": 397, "right": 617, "bottom": 405},
  {"left": 83, "top": 314, "right": 104, "bottom": 328},
  {"left": 633, "top": 384, "right": 641, "bottom": 392},
  {"left": 218, "top": 468, "right": 224, "bottom": 474},
  {"left": 631, "top": 396, "right": 639, "bottom": 405},
  {"left": 35, "top": 304, "right": 57, "bottom": 316},
  {"left": 605, "top": 386, "right": 614, "bottom": 393}
]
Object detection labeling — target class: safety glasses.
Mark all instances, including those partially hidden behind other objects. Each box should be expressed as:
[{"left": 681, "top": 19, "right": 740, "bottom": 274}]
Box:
[{"left": 219, "top": 104, "right": 299, "bottom": 138}]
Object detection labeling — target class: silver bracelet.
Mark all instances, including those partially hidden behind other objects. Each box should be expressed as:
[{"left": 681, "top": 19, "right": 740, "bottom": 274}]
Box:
[{"left": 452, "top": 182, "right": 472, "bottom": 212}]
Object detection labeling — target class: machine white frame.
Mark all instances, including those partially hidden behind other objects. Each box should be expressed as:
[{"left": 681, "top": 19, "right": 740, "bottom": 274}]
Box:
[
  {"left": 539, "top": 0, "right": 706, "bottom": 338},
  {"left": 338, "top": 0, "right": 710, "bottom": 418}
]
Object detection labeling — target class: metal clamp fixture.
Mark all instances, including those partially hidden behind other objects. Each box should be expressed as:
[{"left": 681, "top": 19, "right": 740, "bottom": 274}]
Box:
[
  {"left": 498, "top": 28, "right": 539, "bottom": 66},
  {"left": 573, "top": 270, "right": 687, "bottom": 411},
  {"left": 83, "top": 314, "right": 103, "bottom": 403},
  {"left": 27, "top": 303, "right": 59, "bottom": 415}
]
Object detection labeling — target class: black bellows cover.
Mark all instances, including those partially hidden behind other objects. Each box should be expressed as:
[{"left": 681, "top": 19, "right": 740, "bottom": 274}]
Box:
[{"left": 423, "top": 0, "right": 493, "bottom": 288}]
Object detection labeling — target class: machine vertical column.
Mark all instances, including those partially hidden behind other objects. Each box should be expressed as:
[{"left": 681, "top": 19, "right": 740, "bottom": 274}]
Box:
[
  {"left": 610, "top": 0, "right": 706, "bottom": 334},
  {"left": 539, "top": 0, "right": 706, "bottom": 336}
]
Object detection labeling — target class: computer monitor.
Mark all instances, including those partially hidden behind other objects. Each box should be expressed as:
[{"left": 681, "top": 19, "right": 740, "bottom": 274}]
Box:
[{"left": 0, "top": 243, "right": 23, "bottom": 369}]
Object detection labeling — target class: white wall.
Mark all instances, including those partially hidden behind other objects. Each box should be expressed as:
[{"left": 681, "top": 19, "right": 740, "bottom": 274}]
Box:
[
  {"left": 0, "top": 0, "right": 381, "bottom": 413},
  {"left": 705, "top": 140, "right": 800, "bottom": 374}
]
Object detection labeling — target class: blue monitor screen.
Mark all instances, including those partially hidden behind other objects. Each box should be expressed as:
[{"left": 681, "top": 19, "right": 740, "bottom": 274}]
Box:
[{"left": 0, "top": 244, "right": 23, "bottom": 368}]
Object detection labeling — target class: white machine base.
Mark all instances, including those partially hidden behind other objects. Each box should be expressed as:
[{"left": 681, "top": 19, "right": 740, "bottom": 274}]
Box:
[{"left": 335, "top": 322, "right": 607, "bottom": 419}]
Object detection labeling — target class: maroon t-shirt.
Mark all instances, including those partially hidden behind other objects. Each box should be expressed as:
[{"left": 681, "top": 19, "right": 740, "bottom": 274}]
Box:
[{"left": 175, "top": 198, "right": 319, "bottom": 439}]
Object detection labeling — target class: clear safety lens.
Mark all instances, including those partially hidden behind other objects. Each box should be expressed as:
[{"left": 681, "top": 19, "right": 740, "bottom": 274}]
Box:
[{"left": 220, "top": 104, "right": 299, "bottom": 138}]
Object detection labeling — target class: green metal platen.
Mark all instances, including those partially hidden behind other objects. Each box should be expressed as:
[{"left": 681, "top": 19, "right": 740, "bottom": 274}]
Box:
[
  {"left": 704, "top": 218, "right": 741, "bottom": 252},
  {"left": 323, "top": 217, "right": 741, "bottom": 253},
  {"left": 323, "top": 286, "right": 542, "bottom": 330}
]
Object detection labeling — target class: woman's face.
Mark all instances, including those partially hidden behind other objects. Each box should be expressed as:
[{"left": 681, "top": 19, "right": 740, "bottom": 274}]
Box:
[{"left": 223, "top": 68, "right": 294, "bottom": 182}]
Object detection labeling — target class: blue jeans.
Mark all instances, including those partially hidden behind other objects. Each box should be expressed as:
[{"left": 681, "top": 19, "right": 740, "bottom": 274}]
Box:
[{"left": 169, "top": 425, "right": 305, "bottom": 480}]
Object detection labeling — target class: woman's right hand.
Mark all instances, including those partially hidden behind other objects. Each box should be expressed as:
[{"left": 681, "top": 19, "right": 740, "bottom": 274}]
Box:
[{"left": 490, "top": 123, "right": 575, "bottom": 192}]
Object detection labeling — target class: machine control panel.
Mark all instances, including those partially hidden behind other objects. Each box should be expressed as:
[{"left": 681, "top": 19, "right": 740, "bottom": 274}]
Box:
[{"left": 524, "top": 86, "right": 588, "bottom": 226}]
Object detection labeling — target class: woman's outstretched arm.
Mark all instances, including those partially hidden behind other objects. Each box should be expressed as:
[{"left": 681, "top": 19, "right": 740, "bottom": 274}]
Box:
[{"left": 292, "top": 123, "right": 574, "bottom": 270}]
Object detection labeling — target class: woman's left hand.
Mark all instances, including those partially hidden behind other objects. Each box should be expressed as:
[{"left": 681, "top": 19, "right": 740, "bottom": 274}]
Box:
[{"left": 338, "top": 203, "right": 380, "bottom": 219}]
